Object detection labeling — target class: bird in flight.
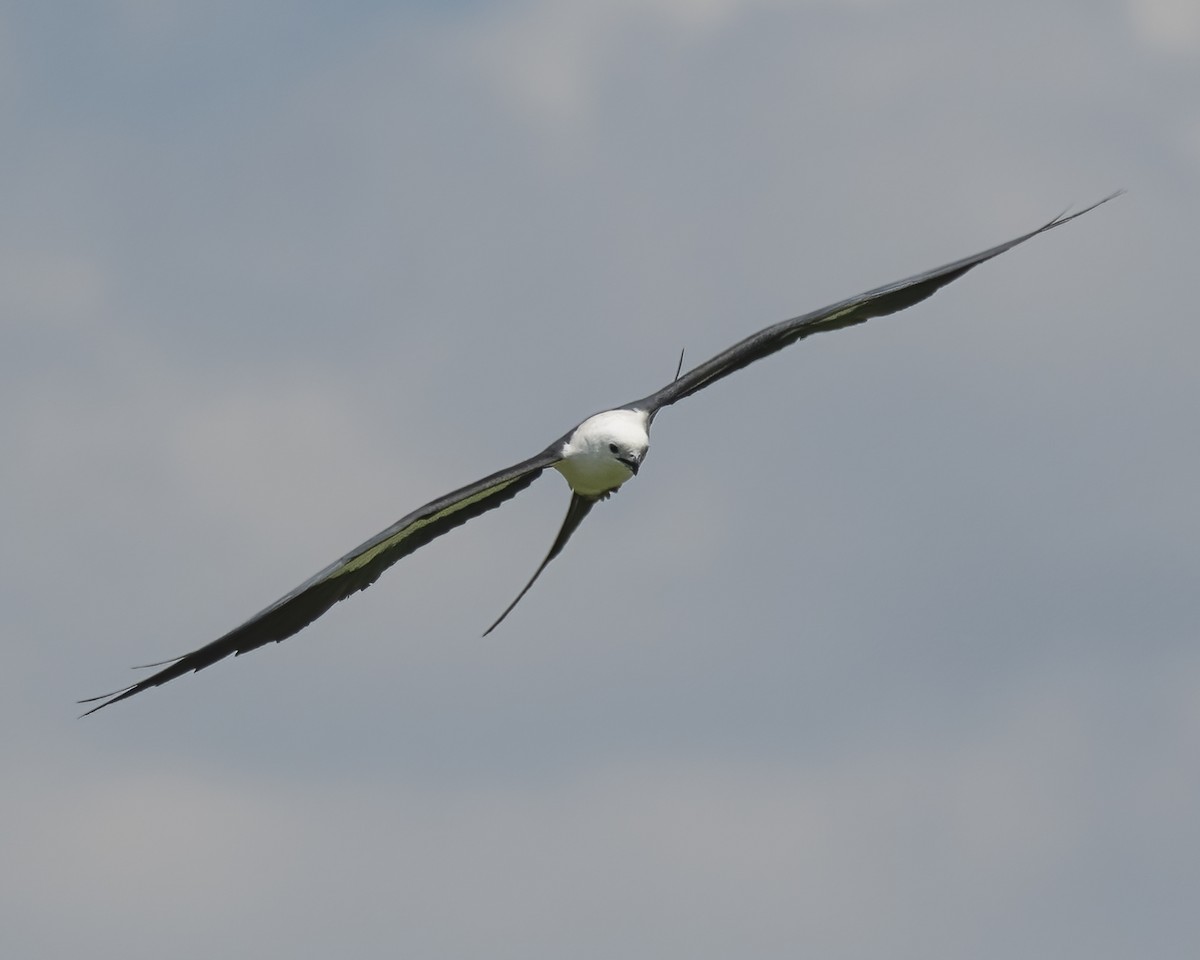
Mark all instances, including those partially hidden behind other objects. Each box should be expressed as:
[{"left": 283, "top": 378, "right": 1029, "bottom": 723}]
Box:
[{"left": 82, "top": 193, "right": 1119, "bottom": 714}]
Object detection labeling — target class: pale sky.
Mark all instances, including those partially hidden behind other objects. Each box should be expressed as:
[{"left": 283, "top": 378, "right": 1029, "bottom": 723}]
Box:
[{"left": 4, "top": 2, "right": 1198, "bottom": 958}]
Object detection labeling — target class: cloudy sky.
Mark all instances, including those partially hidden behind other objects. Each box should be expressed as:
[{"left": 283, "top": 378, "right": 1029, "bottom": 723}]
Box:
[{"left": 4, "top": 2, "right": 1198, "bottom": 957}]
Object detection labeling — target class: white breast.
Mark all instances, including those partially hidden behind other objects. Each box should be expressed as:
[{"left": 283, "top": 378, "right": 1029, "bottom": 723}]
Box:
[{"left": 553, "top": 408, "right": 650, "bottom": 497}]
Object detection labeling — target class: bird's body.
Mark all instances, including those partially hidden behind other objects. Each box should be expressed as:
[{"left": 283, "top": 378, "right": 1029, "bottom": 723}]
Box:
[
  {"left": 82, "top": 193, "right": 1120, "bottom": 715},
  {"left": 554, "top": 409, "right": 650, "bottom": 496}
]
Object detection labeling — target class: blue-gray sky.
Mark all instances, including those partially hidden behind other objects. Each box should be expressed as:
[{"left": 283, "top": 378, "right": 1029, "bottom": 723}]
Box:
[{"left": 4, "top": 2, "right": 1198, "bottom": 958}]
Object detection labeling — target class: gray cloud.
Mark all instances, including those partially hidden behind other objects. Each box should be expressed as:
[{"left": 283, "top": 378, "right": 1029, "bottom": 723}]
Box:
[{"left": 4, "top": 2, "right": 1197, "bottom": 958}]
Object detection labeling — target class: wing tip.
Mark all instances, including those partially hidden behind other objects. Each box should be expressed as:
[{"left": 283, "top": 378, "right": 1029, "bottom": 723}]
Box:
[
  {"left": 78, "top": 652, "right": 192, "bottom": 717},
  {"left": 77, "top": 683, "right": 140, "bottom": 717},
  {"left": 1048, "top": 189, "right": 1125, "bottom": 229}
]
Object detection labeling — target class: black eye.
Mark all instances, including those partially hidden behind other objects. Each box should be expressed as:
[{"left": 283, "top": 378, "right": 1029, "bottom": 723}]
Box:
[{"left": 608, "top": 443, "right": 619, "bottom": 454}]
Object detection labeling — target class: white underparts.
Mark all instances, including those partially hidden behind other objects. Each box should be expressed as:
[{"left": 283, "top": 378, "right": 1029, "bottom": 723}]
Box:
[{"left": 554, "top": 408, "right": 651, "bottom": 497}]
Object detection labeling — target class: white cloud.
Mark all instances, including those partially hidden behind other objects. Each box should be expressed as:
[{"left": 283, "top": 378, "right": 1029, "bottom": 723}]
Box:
[
  {"left": 0, "top": 14, "right": 17, "bottom": 115},
  {"left": 14, "top": 677, "right": 1126, "bottom": 958},
  {"left": 4, "top": 759, "right": 305, "bottom": 931},
  {"left": 110, "top": 0, "right": 209, "bottom": 47},
  {"left": 1182, "top": 115, "right": 1200, "bottom": 168},
  {"left": 0, "top": 251, "right": 107, "bottom": 331},
  {"left": 1127, "top": 0, "right": 1200, "bottom": 53},
  {"left": 166, "top": 371, "right": 427, "bottom": 553},
  {"left": 465, "top": 0, "right": 784, "bottom": 121}
]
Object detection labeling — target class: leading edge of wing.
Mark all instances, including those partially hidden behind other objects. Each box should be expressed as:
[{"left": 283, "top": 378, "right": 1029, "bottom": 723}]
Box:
[
  {"left": 80, "top": 445, "right": 563, "bottom": 715},
  {"left": 630, "top": 192, "right": 1122, "bottom": 414}
]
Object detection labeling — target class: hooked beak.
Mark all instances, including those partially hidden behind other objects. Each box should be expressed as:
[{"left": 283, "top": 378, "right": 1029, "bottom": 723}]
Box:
[{"left": 618, "top": 455, "right": 640, "bottom": 476}]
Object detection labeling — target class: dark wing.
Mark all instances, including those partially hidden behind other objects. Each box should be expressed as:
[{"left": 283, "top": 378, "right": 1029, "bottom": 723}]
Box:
[
  {"left": 482, "top": 491, "right": 599, "bottom": 637},
  {"left": 81, "top": 447, "right": 562, "bottom": 715},
  {"left": 630, "top": 193, "right": 1121, "bottom": 416}
]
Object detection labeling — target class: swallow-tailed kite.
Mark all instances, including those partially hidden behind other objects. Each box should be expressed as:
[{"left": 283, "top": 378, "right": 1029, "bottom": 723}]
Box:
[{"left": 82, "top": 194, "right": 1119, "bottom": 714}]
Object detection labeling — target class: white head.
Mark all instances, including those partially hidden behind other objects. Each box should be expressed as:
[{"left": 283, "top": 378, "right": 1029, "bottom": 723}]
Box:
[{"left": 555, "top": 408, "right": 651, "bottom": 497}]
